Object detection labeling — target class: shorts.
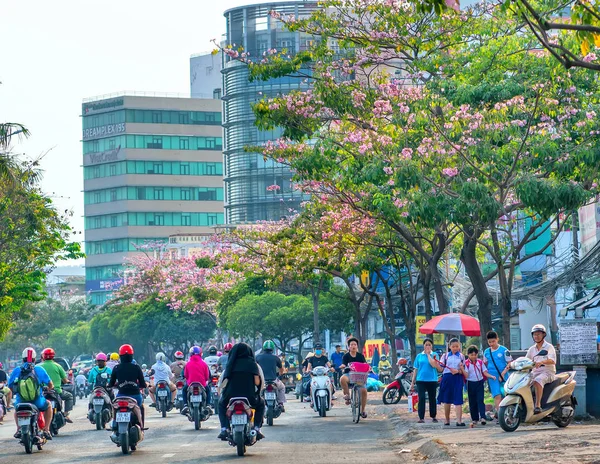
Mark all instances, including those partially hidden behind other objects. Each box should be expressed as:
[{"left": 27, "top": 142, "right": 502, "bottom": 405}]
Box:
[
  {"left": 532, "top": 371, "right": 554, "bottom": 387},
  {"left": 488, "top": 378, "right": 505, "bottom": 397},
  {"left": 14, "top": 394, "right": 49, "bottom": 412}
]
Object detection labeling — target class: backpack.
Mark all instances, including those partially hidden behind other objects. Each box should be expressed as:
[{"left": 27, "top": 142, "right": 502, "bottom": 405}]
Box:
[
  {"left": 95, "top": 369, "right": 109, "bottom": 387},
  {"left": 17, "top": 365, "right": 40, "bottom": 402}
]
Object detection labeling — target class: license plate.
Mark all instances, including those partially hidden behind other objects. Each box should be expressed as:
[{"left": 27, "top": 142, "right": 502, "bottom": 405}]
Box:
[
  {"left": 116, "top": 412, "right": 131, "bottom": 422},
  {"left": 265, "top": 392, "right": 276, "bottom": 400},
  {"left": 18, "top": 417, "right": 30, "bottom": 426},
  {"left": 157, "top": 390, "right": 168, "bottom": 397},
  {"left": 191, "top": 395, "right": 202, "bottom": 402},
  {"left": 231, "top": 414, "right": 247, "bottom": 425},
  {"left": 93, "top": 399, "right": 104, "bottom": 405}
]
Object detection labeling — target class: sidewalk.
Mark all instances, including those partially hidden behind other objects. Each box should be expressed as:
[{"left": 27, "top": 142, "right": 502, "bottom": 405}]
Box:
[{"left": 373, "top": 394, "right": 600, "bottom": 464}]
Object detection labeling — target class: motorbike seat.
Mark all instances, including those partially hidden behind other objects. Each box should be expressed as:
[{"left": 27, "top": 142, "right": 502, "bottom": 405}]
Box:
[
  {"left": 15, "top": 403, "right": 39, "bottom": 414},
  {"left": 540, "top": 377, "right": 565, "bottom": 407}
]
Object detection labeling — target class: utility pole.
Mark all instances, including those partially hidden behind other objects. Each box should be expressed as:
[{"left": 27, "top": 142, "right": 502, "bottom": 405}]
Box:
[{"left": 571, "top": 210, "right": 585, "bottom": 318}]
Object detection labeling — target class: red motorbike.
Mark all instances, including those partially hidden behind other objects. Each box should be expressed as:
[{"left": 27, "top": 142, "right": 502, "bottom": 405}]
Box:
[{"left": 382, "top": 365, "right": 413, "bottom": 404}]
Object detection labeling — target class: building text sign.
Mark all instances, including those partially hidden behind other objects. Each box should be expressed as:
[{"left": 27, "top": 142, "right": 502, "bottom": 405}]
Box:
[
  {"left": 559, "top": 319, "right": 598, "bottom": 365},
  {"left": 83, "top": 123, "right": 125, "bottom": 141},
  {"left": 85, "top": 147, "right": 122, "bottom": 165}
]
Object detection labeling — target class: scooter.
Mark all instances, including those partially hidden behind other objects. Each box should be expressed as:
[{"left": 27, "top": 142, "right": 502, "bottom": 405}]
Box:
[
  {"left": 226, "top": 397, "right": 258, "bottom": 457},
  {"left": 175, "top": 379, "right": 185, "bottom": 411},
  {"left": 155, "top": 381, "right": 172, "bottom": 418},
  {"left": 309, "top": 366, "right": 332, "bottom": 417},
  {"left": 15, "top": 401, "right": 47, "bottom": 454},
  {"left": 209, "top": 375, "right": 220, "bottom": 410},
  {"left": 382, "top": 365, "right": 413, "bottom": 405},
  {"left": 45, "top": 389, "right": 66, "bottom": 436},
  {"left": 111, "top": 396, "right": 144, "bottom": 454},
  {"left": 499, "top": 351, "right": 577, "bottom": 432},
  {"left": 379, "top": 368, "right": 391, "bottom": 384},
  {"left": 77, "top": 383, "right": 86, "bottom": 399},
  {"left": 263, "top": 380, "right": 282, "bottom": 426},
  {"left": 88, "top": 386, "right": 113, "bottom": 430},
  {"left": 186, "top": 382, "right": 212, "bottom": 430}
]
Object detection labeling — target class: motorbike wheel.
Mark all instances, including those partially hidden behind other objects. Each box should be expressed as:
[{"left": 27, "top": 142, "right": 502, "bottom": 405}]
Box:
[
  {"left": 235, "top": 431, "right": 245, "bottom": 456},
  {"left": 120, "top": 432, "right": 130, "bottom": 455},
  {"left": 498, "top": 405, "right": 521, "bottom": 432},
  {"left": 194, "top": 408, "right": 201, "bottom": 430},
  {"left": 553, "top": 401, "right": 574, "bottom": 428},
  {"left": 161, "top": 401, "right": 167, "bottom": 418},
  {"left": 23, "top": 431, "right": 33, "bottom": 454},
  {"left": 267, "top": 405, "right": 274, "bottom": 426},
  {"left": 51, "top": 422, "right": 59, "bottom": 436},
  {"left": 95, "top": 413, "right": 103, "bottom": 431},
  {"left": 319, "top": 398, "right": 326, "bottom": 418},
  {"left": 382, "top": 387, "right": 401, "bottom": 405},
  {"left": 351, "top": 387, "right": 360, "bottom": 424}
]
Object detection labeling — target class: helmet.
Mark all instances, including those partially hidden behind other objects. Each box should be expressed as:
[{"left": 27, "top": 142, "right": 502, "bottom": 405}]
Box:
[
  {"left": 190, "top": 346, "right": 202, "bottom": 356},
  {"left": 119, "top": 344, "right": 134, "bottom": 356},
  {"left": 155, "top": 352, "right": 166, "bottom": 362},
  {"left": 22, "top": 347, "right": 36, "bottom": 363},
  {"left": 142, "top": 364, "right": 147, "bottom": 369},
  {"left": 208, "top": 345, "right": 217, "bottom": 355},
  {"left": 174, "top": 351, "right": 184, "bottom": 360},
  {"left": 217, "top": 351, "right": 223, "bottom": 357},
  {"left": 263, "top": 340, "right": 276, "bottom": 352},
  {"left": 531, "top": 324, "right": 547, "bottom": 335},
  {"left": 96, "top": 352, "right": 107, "bottom": 362},
  {"left": 381, "top": 355, "right": 387, "bottom": 361},
  {"left": 41, "top": 348, "right": 56, "bottom": 360},
  {"left": 223, "top": 343, "right": 233, "bottom": 352},
  {"left": 0, "top": 362, "right": 3, "bottom": 369},
  {"left": 110, "top": 352, "right": 119, "bottom": 361},
  {"left": 397, "top": 357, "right": 408, "bottom": 366}
]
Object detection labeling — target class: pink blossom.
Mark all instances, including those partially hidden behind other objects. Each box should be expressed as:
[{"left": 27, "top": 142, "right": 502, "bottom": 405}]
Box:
[
  {"left": 383, "top": 166, "right": 394, "bottom": 175},
  {"left": 583, "top": 53, "right": 598, "bottom": 63},
  {"left": 442, "top": 167, "right": 459, "bottom": 177},
  {"left": 266, "top": 184, "right": 281, "bottom": 191},
  {"left": 401, "top": 147, "right": 413, "bottom": 159}
]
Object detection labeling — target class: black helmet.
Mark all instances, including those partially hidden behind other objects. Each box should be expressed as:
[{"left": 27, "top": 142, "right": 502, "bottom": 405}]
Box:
[{"left": 208, "top": 345, "right": 217, "bottom": 355}]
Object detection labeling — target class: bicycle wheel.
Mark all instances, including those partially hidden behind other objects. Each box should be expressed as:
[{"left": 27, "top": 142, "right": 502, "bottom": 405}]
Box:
[{"left": 351, "top": 386, "right": 360, "bottom": 423}]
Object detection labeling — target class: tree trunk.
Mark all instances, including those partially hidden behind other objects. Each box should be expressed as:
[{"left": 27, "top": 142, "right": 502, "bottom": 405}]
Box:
[
  {"left": 422, "top": 271, "right": 433, "bottom": 321},
  {"left": 461, "top": 229, "right": 493, "bottom": 349},
  {"left": 430, "top": 264, "right": 448, "bottom": 314},
  {"left": 310, "top": 285, "right": 321, "bottom": 345},
  {"left": 491, "top": 227, "right": 512, "bottom": 348}
]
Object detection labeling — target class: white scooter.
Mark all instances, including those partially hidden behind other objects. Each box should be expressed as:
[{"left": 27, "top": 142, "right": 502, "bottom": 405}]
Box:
[
  {"left": 499, "top": 350, "right": 577, "bottom": 432},
  {"left": 310, "top": 366, "right": 332, "bottom": 417}
]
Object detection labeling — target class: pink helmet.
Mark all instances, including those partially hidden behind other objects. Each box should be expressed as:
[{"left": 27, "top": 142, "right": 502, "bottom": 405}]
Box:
[
  {"left": 217, "top": 351, "right": 223, "bottom": 357},
  {"left": 96, "top": 352, "right": 108, "bottom": 361}
]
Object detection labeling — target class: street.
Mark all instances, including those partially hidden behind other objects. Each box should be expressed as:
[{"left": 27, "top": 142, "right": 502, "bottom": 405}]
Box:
[{"left": 0, "top": 393, "right": 400, "bottom": 463}]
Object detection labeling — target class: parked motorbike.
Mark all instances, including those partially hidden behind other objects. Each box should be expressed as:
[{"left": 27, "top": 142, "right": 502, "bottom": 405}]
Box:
[
  {"left": 263, "top": 380, "right": 282, "bottom": 426},
  {"left": 45, "top": 389, "right": 66, "bottom": 436},
  {"left": 175, "top": 379, "right": 185, "bottom": 411},
  {"left": 499, "top": 351, "right": 577, "bottom": 432},
  {"left": 15, "top": 402, "right": 46, "bottom": 454},
  {"left": 111, "top": 397, "right": 144, "bottom": 455},
  {"left": 154, "top": 380, "right": 172, "bottom": 417},
  {"left": 309, "top": 366, "right": 332, "bottom": 417},
  {"left": 382, "top": 366, "right": 413, "bottom": 405},
  {"left": 88, "top": 386, "right": 113, "bottom": 430},
  {"left": 226, "top": 397, "right": 258, "bottom": 457},
  {"left": 209, "top": 375, "right": 220, "bottom": 410},
  {"left": 186, "top": 381, "right": 212, "bottom": 430}
]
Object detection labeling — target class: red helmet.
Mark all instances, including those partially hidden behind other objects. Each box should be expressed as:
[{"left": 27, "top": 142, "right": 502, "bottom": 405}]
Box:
[
  {"left": 223, "top": 343, "right": 233, "bottom": 352},
  {"left": 41, "top": 348, "right": 56, "bottom": 360},
  {"left": 397, "top": 357, "right": 408, "bottom": 366},
  {"left": 119, "top": 344, "right": 134, "bottom": 356},
  {"left": 174, "top": 351, "right": 184, "bottom": 360}
]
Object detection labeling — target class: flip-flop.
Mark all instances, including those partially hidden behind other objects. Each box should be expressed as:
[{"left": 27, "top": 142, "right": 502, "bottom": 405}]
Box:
[{"left": 360, "top": 412, "right": 367, "bottom": 418}]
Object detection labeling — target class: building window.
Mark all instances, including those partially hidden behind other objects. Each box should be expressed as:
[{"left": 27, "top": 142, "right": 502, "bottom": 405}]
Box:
[
  {"left": 93, "top": 192, "right": 102, "bottom": 203},
  {"left": 213, "top": 88, "right": 222, "bottom": 99},
  {"left": 109, "top": 164, "right": 117, "bottom": 176},
  {"left": 178, "top": 112, "right": 190, "bottom": 124},
  {"left": 93, "top": 166, "right": 100, "bottom": 177},
  {"left": 180, "top": 163, "right": 190, "bottom": 175},
  {"left": 108, "top": 138, "right": 116, "bottom": 150},
  {"left": 198, "top": 190, "right": 216, "bottom": 201},
  {"left": 181, "top": 189, "right": 191, "bottom": 201},
  {"left": 154, "top": 214, "right": 164, "bottom": 226},
  {"left": 152, "top": 112, "right": 162, "bottom": 123},
  {"left": 152, "top": 163, "right": 163, "bottom": 174},
  {"left": 94, "top": 243, "right": 102, "bottom": 254},
  {"left": 182, "top": 214, "right": 191, "bottom": 226},
  {"left": 137, "top": 187, "right": 146, "bottom": 200},
  {"left": 206, "top": 163, "right": 216, "bottom": 175},
  {"left": 110, "top": 215, "right": 118, "bottom": 227},
  {"left": 154, "top": 188, "right": 164, "bottom": 200},
  {"left": 179, "top": 138, "right": 189, "bottom": 150},
  {"left": 110, "top": 189, "right": 117, "bottom": 202},
  {"left": 94, "top": 217, "right": 101, "bottom": 229},
  {"left": 111, "top": 240, "right": 118, "bottom": 253},
  {"left": 91, "top": 141, "right": 100, "bottom": 153},
  {"left": 208, "top": 214, "right": 218, "bottom": 226},
  {"left": 206, "top": 138, "right": 216, "bottom": 149}
]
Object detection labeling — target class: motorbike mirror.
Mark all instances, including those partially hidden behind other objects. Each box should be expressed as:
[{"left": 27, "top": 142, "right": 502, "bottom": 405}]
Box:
[{"left": 537, "top": 350, "right": 548, "bottom": 357}]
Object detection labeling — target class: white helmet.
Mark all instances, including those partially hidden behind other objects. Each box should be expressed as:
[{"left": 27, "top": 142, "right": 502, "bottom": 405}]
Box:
[
  {"left": 155, "top": 352, "right": 166, "bottom": 362},
  {"left": 22, "top": 347, "right": 36, "bottom": 362},
  {"left": 531, "top": 324, "right": 547, "bottom": 336}
]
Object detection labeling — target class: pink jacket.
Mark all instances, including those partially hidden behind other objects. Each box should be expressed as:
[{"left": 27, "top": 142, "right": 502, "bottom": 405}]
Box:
[{"left": 184, "top": 355, "right": 210, "bottom": 387}]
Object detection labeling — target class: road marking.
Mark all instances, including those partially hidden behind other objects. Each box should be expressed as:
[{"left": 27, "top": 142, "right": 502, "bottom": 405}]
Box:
[
  {"left": 181, "top": 444, "right": 191, "bottom": 447},
  {"left": 162, "top": 453, "right": 175, "bottom": 458}
]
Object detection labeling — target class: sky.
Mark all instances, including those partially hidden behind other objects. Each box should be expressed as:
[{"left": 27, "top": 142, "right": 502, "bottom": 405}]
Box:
[{"left": 0, "top": 0, "right": 266, "bottom": 265}]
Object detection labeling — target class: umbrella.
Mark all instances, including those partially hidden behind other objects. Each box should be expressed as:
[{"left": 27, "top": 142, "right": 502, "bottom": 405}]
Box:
[
  {"left": 371, "top": 347, "right": 380, "bottom": 373},
  {"left": 418, "top": 313, "right": 481, "bottom": 337}
]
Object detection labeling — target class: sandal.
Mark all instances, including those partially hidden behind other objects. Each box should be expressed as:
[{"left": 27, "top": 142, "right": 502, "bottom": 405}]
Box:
[
  {"left": 344, "top": 394, "right": 351, "bottom": 405},
  {"left": 360, "top": 412, "right": 367, "bottom": 418},
  {"left": 456, "top": 423, "right": 466, "bottom": 427},
  {"left": 417, "top": 419, "right": 425, "bottom": 423}
]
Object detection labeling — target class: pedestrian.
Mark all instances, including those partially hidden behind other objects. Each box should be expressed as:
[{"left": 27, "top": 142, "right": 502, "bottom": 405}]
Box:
[
  {"left": 409, "top": 338, "right": 439, "bottom": 423},
  {"left": 464, "top": 345, "right": 496, "bottom": 426},
  {"left": 483, "top": 331, "right": 512, "bottom": 422},
  {"left": 436, "top": 338, "right": 466, "bottom": 426}
]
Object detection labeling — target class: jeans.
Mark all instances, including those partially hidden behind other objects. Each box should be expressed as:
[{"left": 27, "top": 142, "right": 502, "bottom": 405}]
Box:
[
  {"left": 218, "top": 397, "right": 264, "bottom": 429},
  {"left": 467, "top": 380, "right": 486, "bottom": 421},
  {"left": 59, "top": 390, "right": 73, "bottom": 414},
  {"left": 333, "top": 369, "right": 342, "bottom": 388},
  {"left": 416, "top": 381, "right": 438, "bottom": 420}
]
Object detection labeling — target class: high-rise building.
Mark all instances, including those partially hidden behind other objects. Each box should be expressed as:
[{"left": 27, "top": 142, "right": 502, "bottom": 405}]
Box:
[
  {"left": 222, "top": 1, "right": 318, "bottom": 224},
  {"left": 82, "top": 93, "right": 224, "bottom": 304},
  {"left": 191, "top": 51, "right": 223, "bottom": 99}
]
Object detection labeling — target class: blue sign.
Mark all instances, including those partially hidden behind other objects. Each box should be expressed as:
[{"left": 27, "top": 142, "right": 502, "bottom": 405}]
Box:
[{"left": 86, "top": 279, "right": 122, "bottom": 292}]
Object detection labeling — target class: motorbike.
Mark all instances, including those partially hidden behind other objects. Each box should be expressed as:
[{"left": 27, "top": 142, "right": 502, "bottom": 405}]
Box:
[
  {"left": 63, "top": 382, "right": 76, "bottom": 407},
  {"left": 382, "top": 365, "right": 413, "bottom": 405},
  {"left": 309, "top": 366, "right": 332, "bottom": 417},
  {"left": 155, "top": 380, "right": 173, "bottom": 418},
  {"left": 88, "top": 386, "right": 113, "bottom": 430},
  {"left": 77, "top": 383, "right": 87, "bottom": 399},
  {"left": 263, "top": 380, "right": 282, "bottom": 426},
  {"left": 209, "top": 374, "right": 220, "bottom": 410},
  {"left": 379, "top": 368, "right": 391, "bottom": 385},
  {"left": 498, "top": 351, "right": 577, "bottom": 432},
  {"left": 299, "top": 372, "right": 311, "bottom": 402},
  {"left": 45, "top": 389, "right": 66, "bottom": 436},
  {"left": 186, "top": 381, "right": 212, "bottom": 430},
  {"left": 175, "top": 379, "right": 185, "bottom": 411},
  {"left": 111, "top": 396, "right": 144, "bottom": 455},
  {"left": 226, "top": 397, "right": 258, "bottom": 457},
  {"left": 15, "top": 401, "right": 47, "bottom": 454},
  {"left": 0, "top": 382, "right": 6, "bottom": 422}
]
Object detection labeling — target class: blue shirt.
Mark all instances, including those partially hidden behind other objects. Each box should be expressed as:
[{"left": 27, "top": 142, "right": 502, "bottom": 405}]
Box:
[
  {"left": 413, "top": 352, "right": 439, "bottom": 382},
  {"left": 8, "top": 363, "right": 52, "bottom": 400},
  {"left": 331, "top": 352, "right": 344, "bottom": 369},
  {"left": 484, "top": 346, "right": 512, "bottom": 376}
]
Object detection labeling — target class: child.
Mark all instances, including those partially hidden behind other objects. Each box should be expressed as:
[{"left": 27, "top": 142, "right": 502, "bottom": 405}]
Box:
[
  {"left": 483, "top": 331, "right": 512, "bottom": 421},
  {"left": 464, "top": 345, "right": 496, "bottom": 426},
  {"left": 436, "top": 338, "right": 466, "bottom": 426}
]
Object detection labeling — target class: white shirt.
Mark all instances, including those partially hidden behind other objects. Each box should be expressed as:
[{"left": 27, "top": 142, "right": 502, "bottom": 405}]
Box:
[
  {"left": 75, "top": 374, "right": 87, "bottom": 386},
  {"left": 204, "top": 355, "right": 219, "bottom": 368},
  {"left": 526, "top": 340, "right": 556, "bottom": 374},
  {"left": 151, "top": 361, "right": 174, "bottom": 382},
  {"left": 464, "top": 359, "right": 488, "bottom": 382}
]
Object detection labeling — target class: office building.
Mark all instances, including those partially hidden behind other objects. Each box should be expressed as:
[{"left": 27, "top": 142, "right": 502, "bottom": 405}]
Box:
[
  {"left": 82, "top": 93, "right": 224, "bottom": 304},
  {"left": 191, "top": 51, "right": 223, "bottom": 99},
  {"left": 222, "top": 1, "right": 318, "bottom": 224}
]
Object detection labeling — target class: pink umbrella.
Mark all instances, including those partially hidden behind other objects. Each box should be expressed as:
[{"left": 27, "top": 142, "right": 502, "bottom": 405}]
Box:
[{"left": 419, "top": 313, "right": 481, "bottom": 337}]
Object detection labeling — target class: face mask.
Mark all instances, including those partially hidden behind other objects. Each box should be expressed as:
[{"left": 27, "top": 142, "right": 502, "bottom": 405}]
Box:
[{"left": 315, "top": 350, "right": 322, "bottom": 356}]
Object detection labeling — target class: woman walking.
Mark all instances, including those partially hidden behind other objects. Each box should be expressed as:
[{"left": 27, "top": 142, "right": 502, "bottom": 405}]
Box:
[{"left": 409, "top": 338, "right": 439, "bottom": 423}]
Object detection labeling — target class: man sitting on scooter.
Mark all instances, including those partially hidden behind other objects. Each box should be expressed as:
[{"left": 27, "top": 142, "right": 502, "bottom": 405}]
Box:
[
  {"left": 522, "top": 324, "right": 556, "bottom": 414},
  {"left": 305, "top": 344, "right": 334, "bottom": 402}
]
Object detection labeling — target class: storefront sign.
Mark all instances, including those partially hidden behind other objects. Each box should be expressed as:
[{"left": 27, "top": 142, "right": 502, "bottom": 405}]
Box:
[
  {"left": 559, "top": 319, "right": 598, "bottom": 365},
  {"left": 85, "top": 147, "right": 122, "bottom": 165},
  {"left": 363, "top": 339, "right": 388, "bottom": 360},
  {"left": 82, "top": 122, "right": 126, "bottom": 141},
  {"left": 83, "top": 98, "right": 124, "bottom": 115},
  {"left": 415, "top": 315, "right": 445, "bottom": 346}
]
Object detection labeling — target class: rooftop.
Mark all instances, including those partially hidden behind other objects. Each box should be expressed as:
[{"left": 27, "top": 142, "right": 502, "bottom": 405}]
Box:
[{"left": 82, "top": 90, "right": 215, "bottom": 103}]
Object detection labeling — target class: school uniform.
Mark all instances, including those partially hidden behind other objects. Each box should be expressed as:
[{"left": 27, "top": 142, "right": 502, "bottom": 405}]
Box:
[
  {"left": 465, "top": 358, "right": 488, "bottom": 422},
  {"left": 436, "top": 351, "right": 465, "bottom": 406}
]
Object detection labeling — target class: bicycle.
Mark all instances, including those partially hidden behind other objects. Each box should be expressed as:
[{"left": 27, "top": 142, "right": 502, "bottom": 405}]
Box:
[{"left": 348, "top": 370, "right": 368, "bottom": 424}]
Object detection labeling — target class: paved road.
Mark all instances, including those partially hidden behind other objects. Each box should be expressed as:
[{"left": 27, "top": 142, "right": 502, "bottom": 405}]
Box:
[{"left": 0, "top": 393, "right": 400, "bottom": 463}]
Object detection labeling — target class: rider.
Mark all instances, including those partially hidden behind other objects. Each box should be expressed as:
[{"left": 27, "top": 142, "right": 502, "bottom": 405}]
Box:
[
  {"left": 204, "top": 345, "right": 220, "bottom": 373},
  {"left": 181, "top": 346, "right": 210, "bottom": 415},
  {"left": 521, "top": 324, "right": 557, "bottom": 414},
  {"left": 88, "top": 353, "right": 113, "bottom": 392},
  {"left": 40, "top": 348, "right": 74, "bottom": 423},
  {"left": 106, "top": 352, "right": 119, "bottom": 370},
  {"left": 0, "top": 361, "right": 13, "bottom": 411},
  {"left": 256, "top": 340, "right": 286, "bottom": 412},
  {"left": 217, "top": 343, "right": 233, "bottom": 372},
  {"left": 378, "top": 355, "right": 391, "bottom": 372},
  {"left": 75, "top": 370, "right": 87, "bottom": 392},
  {"left": 149, "top": 352, "right": 176, "bottom": 407},
  {"left": 331, "top": 345, "right": 344, "bottom": 388},
  {"left": 305, "top": 343, "right": 333, "bottom": 401},
  {"left": 170, "top": 351, "right": 186, "bottom": 379},
  {"left": 107, "top": 344, "right": 146, "bottom": 440},
  {"left": 340, "top": 337, "right": 369, "bottom": 419},
  {"left": 8, "top": 347, "right": 54, "bottom": 440}
]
